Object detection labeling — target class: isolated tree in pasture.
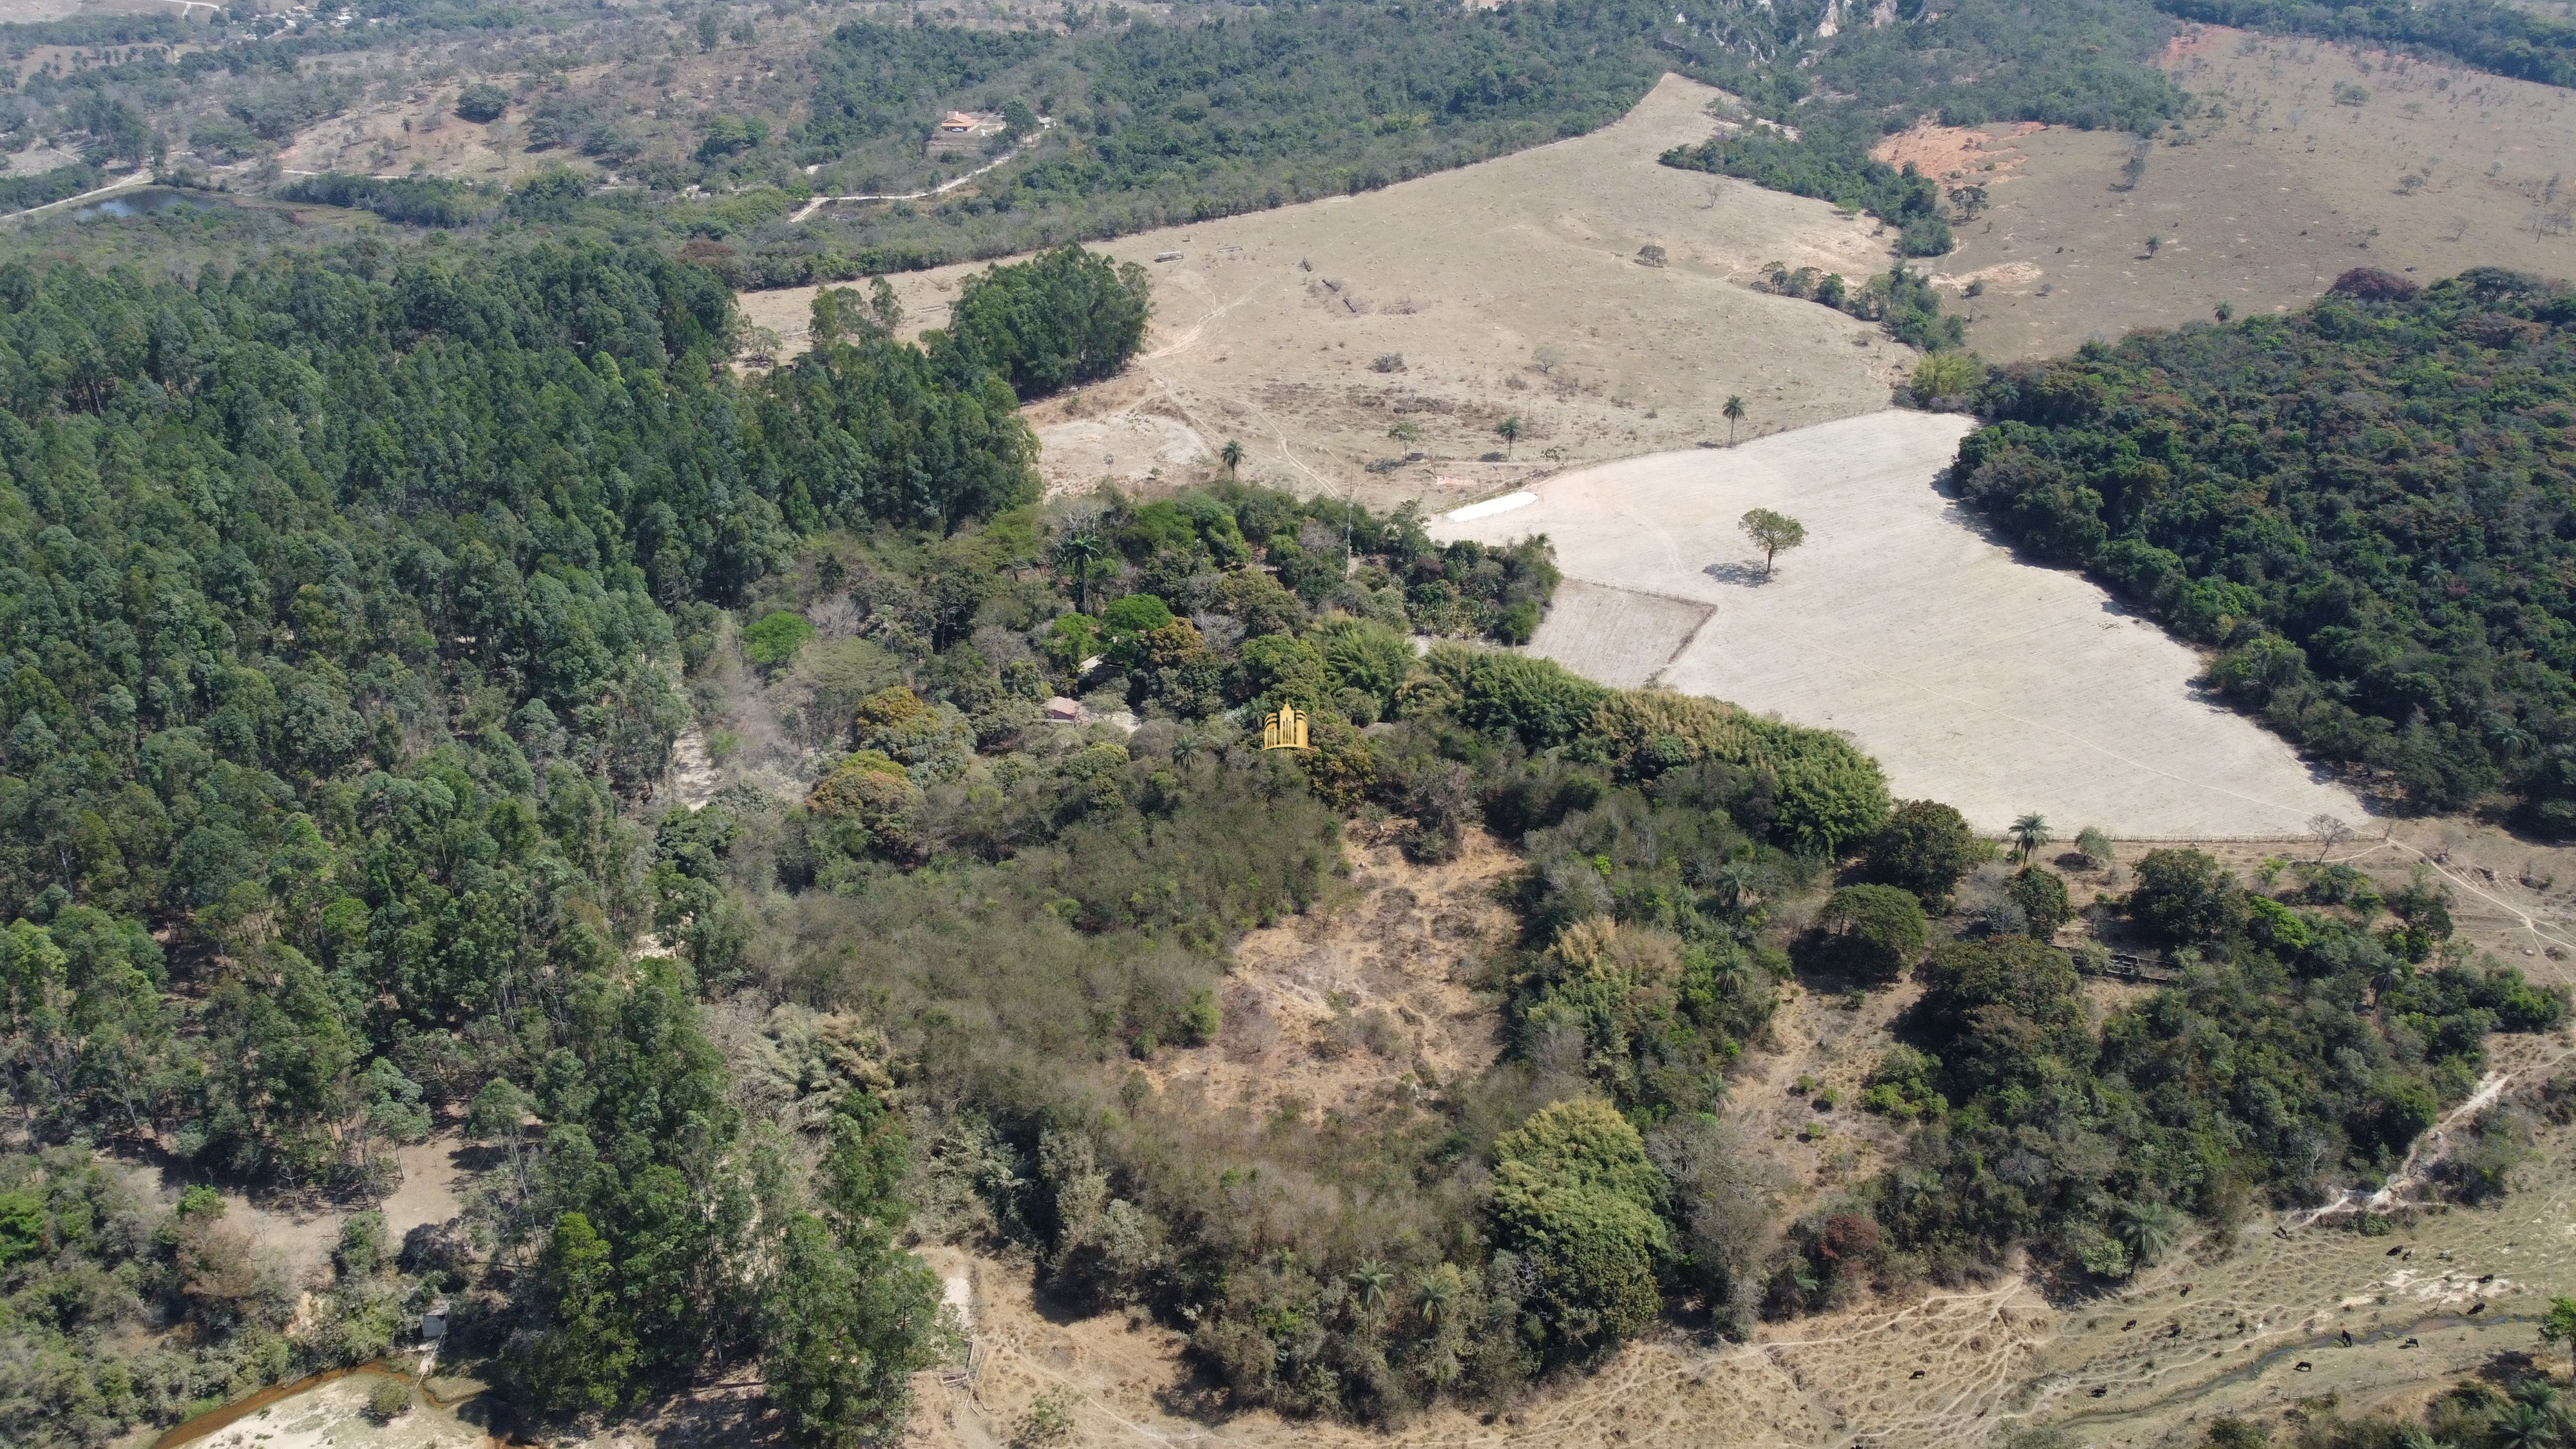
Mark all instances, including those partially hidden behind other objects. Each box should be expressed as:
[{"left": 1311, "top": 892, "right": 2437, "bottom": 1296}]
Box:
[
  {"left": 1722, "top": 393, "right": 1748, "bottom": 444},
  {"left": 1739, "top": 508, "right": 1806, "bottom": 578},
  {"left": 2008, "top": 812, "right": 2052, "bottom": 862},
  {"left": 1220, "top": 438, "right": 1244, "bottom": 480},
  {"left": 1497, "top": 415, "right": 1522, "bottom": 457}
]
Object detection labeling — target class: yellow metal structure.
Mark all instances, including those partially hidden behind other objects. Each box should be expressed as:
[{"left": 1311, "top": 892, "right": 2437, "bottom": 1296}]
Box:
[{"left": 1261, "top": 705, "right": 1311, "bottom": 751}]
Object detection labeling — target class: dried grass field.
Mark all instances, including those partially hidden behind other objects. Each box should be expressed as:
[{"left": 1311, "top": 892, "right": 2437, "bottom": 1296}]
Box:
[
  {"left": 737, "top": 74, "right": 1914, "bottom": 508},
  {"left": 1433, "top": 410, "right": 2370, "bottom": 837},
  {"left": 1914, "top": 25, "right": 2576, "bottom": 359}
]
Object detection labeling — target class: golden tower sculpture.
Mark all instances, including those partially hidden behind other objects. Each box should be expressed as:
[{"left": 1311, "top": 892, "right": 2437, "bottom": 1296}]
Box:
[{"left": 1261, "top": 704, "right": 1311, "bottom": 751}]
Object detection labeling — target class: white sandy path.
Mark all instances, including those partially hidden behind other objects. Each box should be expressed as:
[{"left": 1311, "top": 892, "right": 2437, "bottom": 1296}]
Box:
[{"left": 1434, "top": 410, "right": 2371, "bottom": 837}]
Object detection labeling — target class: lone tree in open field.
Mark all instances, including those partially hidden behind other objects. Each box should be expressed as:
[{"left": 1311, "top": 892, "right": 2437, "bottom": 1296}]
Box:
[
  {"left": 1739, "top": 508, "right": 1805, "bottom": 579},
  {"left": 1220, "top": 438, "right": 1244, "bottom": 480},
  {"left": 1497, "top": 415, "right": 1522, "bottom": 458},
  {"left": 1723, "top": 393, "right": 1748, "bottom": 444},
  {"left": 2009, "top": 812, "right": 2053, "bottom": 863}
]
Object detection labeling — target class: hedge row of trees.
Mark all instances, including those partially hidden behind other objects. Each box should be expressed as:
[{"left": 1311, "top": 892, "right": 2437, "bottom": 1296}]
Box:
[
  {"left": 1948, "top": 268, "right": 2576, "bottom": 826},
  {"left": 0, "top": 238, "right": 1147, "bottom": 1446}
]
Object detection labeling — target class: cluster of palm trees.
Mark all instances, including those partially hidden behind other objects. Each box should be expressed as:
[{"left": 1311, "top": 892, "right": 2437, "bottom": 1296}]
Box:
[{"left": 2485, "top": 1373, "right": 2576, "bottom": 1449}]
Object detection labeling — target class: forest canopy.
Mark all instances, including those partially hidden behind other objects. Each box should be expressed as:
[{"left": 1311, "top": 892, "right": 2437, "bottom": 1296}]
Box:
[
  {"left": 0, "top": 237, "right": 1144, "bottom": 1446},
  {"left": 1947, "top": 267, "right": 2576, "bottom": 826}
]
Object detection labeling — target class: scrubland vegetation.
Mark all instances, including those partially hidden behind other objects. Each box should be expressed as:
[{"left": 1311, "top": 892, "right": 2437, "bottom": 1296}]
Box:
[
  {"left": 1951, "top": 267, "right": 2576, "bottom": 827},
  {"left": 1, "top": 228, "right": 2563, "bottom": 1443},
  {"left": 5, "top": 0, "right": 2576, "bottom": 1442}
]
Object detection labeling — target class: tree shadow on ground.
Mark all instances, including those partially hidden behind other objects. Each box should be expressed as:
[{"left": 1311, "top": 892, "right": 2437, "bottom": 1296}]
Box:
[{"left": 1701, "top": 561, "right": 1773, "bottom": 587}]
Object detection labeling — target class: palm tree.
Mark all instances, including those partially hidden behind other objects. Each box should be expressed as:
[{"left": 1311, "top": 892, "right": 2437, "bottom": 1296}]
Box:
[
  {"left": 1414, "top": 1263, "right": 1461, "bottom": 1327},
  {"left": 1054, "top": 526, "right": 1107, "bottom": 616},
  {"left": 1350, "top": 1260, "right": 1393, "bottom": 1326},
  {"left": 2113, "top": 1200, "right": 2181, "bottom": 1267},
  {"left": 1722, "top": 394, "right": 1748, "bottom": 445},
  {"left": 1496, "top": 415, "right": 1522, "bottom": 458},
  {"left": 1710, "top": 859, "right": 1762, "bottom": 922},
  {"left": 2008, "top": 812, "right": 2052, "bottom": 863},
  {"left": 1220, "top": 438, "right": 1245, "bottom": 480},
  {"left": 2490, "top": 1401, "right": 2559, "bottom": 1449}
]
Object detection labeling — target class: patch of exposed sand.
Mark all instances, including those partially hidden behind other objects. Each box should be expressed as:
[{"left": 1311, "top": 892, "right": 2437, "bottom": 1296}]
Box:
[
  {"left": 1433, "top": 410, "right": 2372, "bottom": 837},
  {"left": 107, "top": 1155, "right": 344, "bottom": 1288},
  {"left": 738, "top": 73, "right": 1917, "bottom": 511},
  {"left": 383, "top": 1132, "right": 470, "bottom": 1242},
  {"left": 1033, "top": 407, "right": 1214, "bottom": 497}
]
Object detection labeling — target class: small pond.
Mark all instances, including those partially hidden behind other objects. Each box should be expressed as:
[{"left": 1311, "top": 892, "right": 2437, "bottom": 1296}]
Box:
[{"left": 72, "top": 187, "right": 216, "bottom": 222}]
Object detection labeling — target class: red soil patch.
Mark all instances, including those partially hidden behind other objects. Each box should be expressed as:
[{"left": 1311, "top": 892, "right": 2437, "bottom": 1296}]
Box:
[
  {"left": 1868, "top": 121, "right": 2044, "bottom": 186},
  {"left": 2160, "top": 23, "right": 2231, "bottom": 62}
]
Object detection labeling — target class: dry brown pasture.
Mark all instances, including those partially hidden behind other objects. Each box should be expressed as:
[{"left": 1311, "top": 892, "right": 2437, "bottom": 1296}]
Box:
[
  {"left": 737, "top": 73, "right": 1915, "bottom": 509},
  {"left": 1912, "top": 24, "right": 2576, "bottom": 359}
]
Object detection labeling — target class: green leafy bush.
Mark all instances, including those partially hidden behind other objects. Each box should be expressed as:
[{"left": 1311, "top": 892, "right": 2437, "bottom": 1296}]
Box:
[
  {"left": 1863, "top": 800, "right": 1987, "bottom": 908},
  {"left": 1810, "top": 884, "right": 1929, "bottom": 982},
  {"left": 743, "top": 611, "right": 817, "bottom": 674},
  {"left": 455, "top": 82, "right": 510, "bottom": 122},
  {"left": 1487, "top": 1100, "right": 1668, "bottom": 1353}
]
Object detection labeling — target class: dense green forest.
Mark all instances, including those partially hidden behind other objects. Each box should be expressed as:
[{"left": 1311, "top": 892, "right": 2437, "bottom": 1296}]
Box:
[
  {"left": 719, "top": 0, "right": 1710, "bottom": 281},
  {"left": 0, "top": 237, "right": 1143, "bottom": 1445},
  {"left": 1948, "top": 267, "right": 2576, "bottom": 826}
]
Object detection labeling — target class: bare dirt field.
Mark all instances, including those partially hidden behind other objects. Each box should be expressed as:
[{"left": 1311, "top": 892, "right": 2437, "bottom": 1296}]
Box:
[
  {"left": 1909, "top": 25, "right": 2576, "bottom": 359},
  {"left": 1432, "top": 409, "right": 2370, "bottom": 837},
  {"left": 737, "top": 74, "right": 1916, "bottom": 508}
]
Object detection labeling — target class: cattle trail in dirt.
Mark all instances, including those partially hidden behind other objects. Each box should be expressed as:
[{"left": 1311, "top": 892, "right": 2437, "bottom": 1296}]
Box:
[{"left": 1433, "top": 410, "right": 2371, "bottom": 837}]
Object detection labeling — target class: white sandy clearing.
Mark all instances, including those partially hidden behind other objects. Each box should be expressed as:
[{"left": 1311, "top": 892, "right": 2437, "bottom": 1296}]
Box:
[{"left": 1433, "top": 410, "right": 2371, "bottom": 837}]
